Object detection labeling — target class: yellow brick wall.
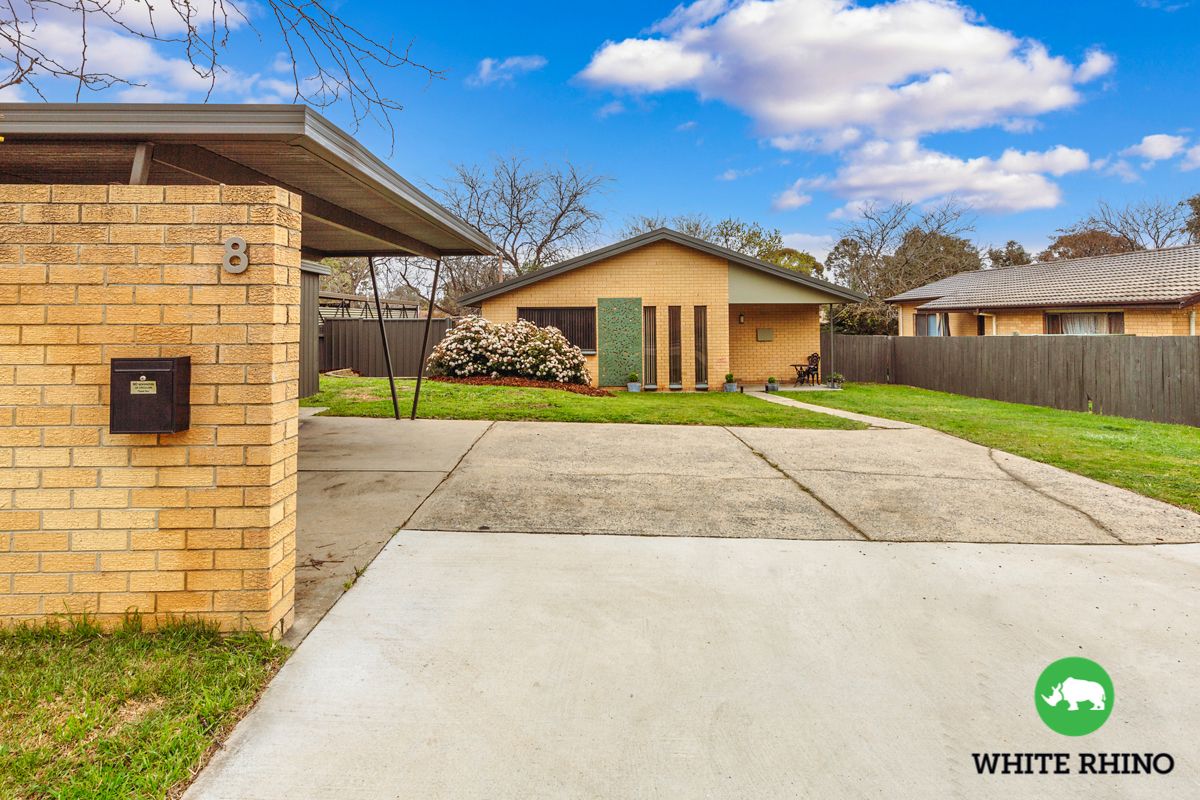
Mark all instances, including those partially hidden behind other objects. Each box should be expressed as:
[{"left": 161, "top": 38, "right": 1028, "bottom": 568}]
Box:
[
  {"left": 480, "top": 240, "right": 730, "bottom": 389},
  {"left": 728, "top": 304, "right": 821, "bottom": 384},
  {"left": 0, "top": 184, "right": 301, "bottom": 636},
  {"left": 896, "top": 303, "right": 979, "bottom": 336},
  {"left": 898, "top": 303, "right": 1197, "bottom": 336}
]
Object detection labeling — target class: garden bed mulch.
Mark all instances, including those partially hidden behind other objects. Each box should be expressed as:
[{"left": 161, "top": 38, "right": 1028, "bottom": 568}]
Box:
[{"left": 430, "top": 376, "right": 612, "bottom": 397}]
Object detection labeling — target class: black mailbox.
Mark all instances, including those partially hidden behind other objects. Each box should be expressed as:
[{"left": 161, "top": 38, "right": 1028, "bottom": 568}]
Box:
[{"left": 109, "top": 357, "right": 191, "bottom": 434}]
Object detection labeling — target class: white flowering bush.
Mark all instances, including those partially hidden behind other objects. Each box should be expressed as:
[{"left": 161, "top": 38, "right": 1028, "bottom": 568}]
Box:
[{"left": 426, "top": 316, "right": 591, "bottom": 385}]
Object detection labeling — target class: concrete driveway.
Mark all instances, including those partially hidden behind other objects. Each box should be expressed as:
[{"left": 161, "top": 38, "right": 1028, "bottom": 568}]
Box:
[
  {"left": 190, "top": 411, "right": 1200, "bottom": 799},
  {"left": 187, "top": 531, "right": 1200, "bottom": 799},
  {"left": 405, "top": 420, "right": 1199, "bottom": 544}
]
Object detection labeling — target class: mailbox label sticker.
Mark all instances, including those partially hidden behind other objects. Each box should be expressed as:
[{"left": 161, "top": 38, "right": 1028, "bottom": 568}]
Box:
[{"left": 130, "top": 380, "right": 157, "bottom": 395}]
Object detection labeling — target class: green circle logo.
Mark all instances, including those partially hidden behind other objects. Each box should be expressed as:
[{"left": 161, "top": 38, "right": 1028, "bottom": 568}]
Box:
[{"left": 1035, "top": 657, "right": 1114, "bottom": 736}]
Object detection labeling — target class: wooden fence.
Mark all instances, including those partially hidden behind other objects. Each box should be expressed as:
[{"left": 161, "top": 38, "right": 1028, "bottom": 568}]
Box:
[
  {"left": 820, "top": 333, "right": 1200, "bottom": 426},
  {"left": 320, "top": 318, "right": 453, "bottom": 378}
]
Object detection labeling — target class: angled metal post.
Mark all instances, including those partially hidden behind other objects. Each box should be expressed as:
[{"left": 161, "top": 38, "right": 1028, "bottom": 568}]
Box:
[
  {"left": 367, "top": 256, "right": 400, "bottom": 420},
  {"left": 411, "top": 258, "right": 443, "bottom": 420}
]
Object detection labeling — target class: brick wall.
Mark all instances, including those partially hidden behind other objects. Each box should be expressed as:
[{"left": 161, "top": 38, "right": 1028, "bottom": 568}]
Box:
[
  {"left": 0, "top": 184, "right": 301, "bottom": 636},
  {"left": 481, "top": 240, "right": 731, "bottom": 389},
  {"left": 898, "top": 303, "right": 1196, "bottom": 337},
  {"left": 728, "top": 304, "right": 820, "bottom": 384}
]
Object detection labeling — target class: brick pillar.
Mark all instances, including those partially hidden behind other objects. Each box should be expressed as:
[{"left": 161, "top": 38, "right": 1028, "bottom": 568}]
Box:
[{"left": 0, "top": 184, "right": 301, "bottom": 636}]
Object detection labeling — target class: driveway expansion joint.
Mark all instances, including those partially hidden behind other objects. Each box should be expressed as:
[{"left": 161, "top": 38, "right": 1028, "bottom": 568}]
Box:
[
  {"left": 986, "top": 448, "right": 1127, "bottom": 544},
  {"left": 722, "top": 426, "right": 871, "bottom": 541},
  {"left": 399, "top": 421, "right": 495, "bottom": 531}
]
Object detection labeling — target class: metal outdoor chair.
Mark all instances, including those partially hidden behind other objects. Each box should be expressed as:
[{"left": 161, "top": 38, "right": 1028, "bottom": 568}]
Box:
[{"left": 791, "top": 352, "right": 820, "bottom": 385}]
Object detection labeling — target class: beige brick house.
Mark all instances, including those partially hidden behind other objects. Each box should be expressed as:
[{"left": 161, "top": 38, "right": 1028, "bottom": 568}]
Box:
[
  {"left": 0, "top": 104, "right": 492, "bottom": 635},
  {"left": 889, "top": 245, "right": 1200, "bottom": 337},
  {"left": 459, "top": 229, "right": 864, "bottom": 389}
]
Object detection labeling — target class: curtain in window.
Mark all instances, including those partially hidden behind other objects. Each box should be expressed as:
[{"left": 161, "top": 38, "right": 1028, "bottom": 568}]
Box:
[{"left": 1061, "top": 313, "right": 1107, "bottom": 335}]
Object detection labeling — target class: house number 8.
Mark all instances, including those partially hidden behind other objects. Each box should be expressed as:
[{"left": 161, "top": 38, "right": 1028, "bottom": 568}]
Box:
[{"left": 222, "top": 237, "right": 248, "bottom": 274}]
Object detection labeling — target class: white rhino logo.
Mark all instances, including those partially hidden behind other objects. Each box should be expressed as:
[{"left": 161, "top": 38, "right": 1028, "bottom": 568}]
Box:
[{"left": 1041, "top": 677, "right": 1107, "bottom": 711}]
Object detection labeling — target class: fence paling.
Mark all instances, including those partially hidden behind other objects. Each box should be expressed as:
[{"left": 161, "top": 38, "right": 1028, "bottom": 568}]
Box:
[
  {"left": 820, "top": 333, "right": 1199, "bottom": 426},
  {"left": 320, "top": 318, "right": 452, "bottom": 378}
]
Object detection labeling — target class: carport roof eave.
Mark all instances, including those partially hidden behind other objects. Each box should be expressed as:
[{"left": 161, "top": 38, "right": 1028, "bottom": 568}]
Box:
[
  {"left": 0, "top": 102, "right": 496, "bottom": 258},
  {"left": 457, "top": 228, "right": 866, "bottom": 306}
]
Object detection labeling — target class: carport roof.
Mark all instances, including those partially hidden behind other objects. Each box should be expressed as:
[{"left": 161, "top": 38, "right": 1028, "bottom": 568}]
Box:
[
  {"left": 0, "top": 103, "right": 495, "bottom": 259},
  {"left": 457, "top": 228, "right": 866, "bottom": 305}
]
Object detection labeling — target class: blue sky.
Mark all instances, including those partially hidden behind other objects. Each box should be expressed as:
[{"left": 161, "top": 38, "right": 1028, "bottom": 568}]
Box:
[{"left": 11, "top": 1, "right": 1199, "bottom": 259}]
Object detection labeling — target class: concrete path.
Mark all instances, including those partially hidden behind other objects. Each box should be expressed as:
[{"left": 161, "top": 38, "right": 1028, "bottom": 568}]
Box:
[
  {"left": 405, "top": 420, "right": 1200, "bottom": 544},
  {"left": 290, "top": 413, "right": 490, "bottom": 643},
  {"left": 186, "top": 531, "right": 1200, "bottom": 799}
]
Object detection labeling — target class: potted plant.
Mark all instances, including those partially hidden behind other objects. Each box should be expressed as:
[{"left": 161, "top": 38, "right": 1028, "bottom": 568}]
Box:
[
  {"left": 826, "top": 371, "right": 845, "bottom": 389},
  {"left": 723, "top": 373, "right": 738, "bottom": 392},
  {"left": 765, "top": 376, "right": 779, "bottom": 392},
  {"left": 626, "top": 371, "right": 642, "bottom": 393}
]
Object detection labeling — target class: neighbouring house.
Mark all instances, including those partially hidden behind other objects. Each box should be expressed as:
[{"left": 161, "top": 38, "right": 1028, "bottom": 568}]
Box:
[
  {"left": 0, "top": 103, "right": 492, "bottom": 634},
  {"left": 457, "top": 228, "right": 865, "bottom": 389},
  {"left": 889, "top": 245, "right": 1200, "bottom": 337}
]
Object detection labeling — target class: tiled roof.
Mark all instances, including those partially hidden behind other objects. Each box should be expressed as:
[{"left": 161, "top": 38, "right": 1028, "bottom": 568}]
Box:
[{"left": 887, "top": 244, "right": 1200, "bottom": 310}]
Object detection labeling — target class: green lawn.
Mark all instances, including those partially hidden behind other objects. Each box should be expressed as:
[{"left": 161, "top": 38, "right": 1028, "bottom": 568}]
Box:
[
  {"left": 302, "top": 376, "right": 864, "bottom": 429},
  {"left": 797, "top": 383, "right": 1200, "bottom": 513},
  {"left": 0, "top": 618, "right": 287, "bottom": 799}
]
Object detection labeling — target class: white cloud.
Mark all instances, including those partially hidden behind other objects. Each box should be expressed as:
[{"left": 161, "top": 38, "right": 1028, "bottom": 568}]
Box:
[
  {"left": 772, "top": 185, "right": 813, "bottom": 210},
  {"left": 1181, "top": 145, "right": 1200, "bottom": 171},
  {"left": 996, "top": 145, "right": 1091, "bottom": 176},
  {"left": 717, "top": 166, "right": 760, "bottom": 181},
  {"left": 467, "top": 55, "right": 548, "bottom": 87},
  {"left": 1121, "top": 133, "right": 1187, "bottom": 161},
  {"left": 797, "top": 139, "right": 1091, "bottom": 213},
  {"left": 596, "top": 100, "right": 626, "bottom": 119},
  {"left": 1076, "top": 49, "right": 1115, "bottom": 82},
  {"left": 782, "top": 232, "right": 835, "bottom": 261},
  {"left": 676, "top": 120, "right": 698, "bottom": 131},
  {"left": 1093, "top": 157, "right": 1142, "bottom": 183},
  {"left": 580, "top": 0, "right": 1111, "bottom": 141}
]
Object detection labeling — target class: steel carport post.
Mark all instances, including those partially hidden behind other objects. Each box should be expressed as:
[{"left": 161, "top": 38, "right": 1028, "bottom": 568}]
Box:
[
  {"left": 411, "top": 257, "right": 443, "bottom": 420},
  {"left": 367, "top": 256, "right": 400, "bottom": 420}
]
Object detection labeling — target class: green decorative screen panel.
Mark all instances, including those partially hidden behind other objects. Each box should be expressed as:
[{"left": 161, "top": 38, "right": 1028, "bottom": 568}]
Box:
[{"left": 597, "top": 297, "right": 642, "bottom": 386}]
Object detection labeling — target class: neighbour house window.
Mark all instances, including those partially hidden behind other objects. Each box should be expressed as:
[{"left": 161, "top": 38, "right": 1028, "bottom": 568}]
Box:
[
  {"left": 1044, "top": 312, "right": 1124, "bottom": 335},
  {"left": 643, "top": 306, "right": 658, "bottom": 389},
  {"left": 668, "top": 306, "right": 682, "bottom": 389},
  {"left": 915, "top": 312, "right": 950, "bottom": 336},
  {"left": 517, "top": 307, "right": 596, "bottom": 352},
  {"left": 693, "top": 306, "right": 709, "bottom": 389}
]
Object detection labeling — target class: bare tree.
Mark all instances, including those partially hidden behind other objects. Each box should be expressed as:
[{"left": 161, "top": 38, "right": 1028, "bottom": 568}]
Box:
[
  {"left": 435, "top": 156, "right": 609, "bottom": 276},
  {"left": 0, "top": 1, "right": 439, "bottom": 140},
  {"left": 826, "top": 199, "right": 978, "bottom": 334},
  {"left": 1064, "top": 198, "right": 1190, "bottom": 250}
]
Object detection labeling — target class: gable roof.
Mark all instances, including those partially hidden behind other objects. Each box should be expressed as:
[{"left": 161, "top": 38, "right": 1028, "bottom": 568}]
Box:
[
  {"left": 457, "top": 228, "right": 865, "bottom": 306},
  {"left": 888, "top": 244, "right": 1200, "bottom": 311}
]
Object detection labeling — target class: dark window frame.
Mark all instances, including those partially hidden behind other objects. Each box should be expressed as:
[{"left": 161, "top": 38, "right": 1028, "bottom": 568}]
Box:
[
  {"left": 1043, "top": 311, "right": 1125, "bottom": 335},
  {"left": 667, "top": 305, "right": 682, "bottom": 389},
  {"left": 693, "top": 306, "right": 708, "bottom": 389},
  {"left": 643, "top": 306, "right": 658, "bottom": 389},
  {"left": 914, "top": 312, "right": 950, "bottom": 337},
  {"left": 517, "top": 307, "right": 597, "bottom": 352}
]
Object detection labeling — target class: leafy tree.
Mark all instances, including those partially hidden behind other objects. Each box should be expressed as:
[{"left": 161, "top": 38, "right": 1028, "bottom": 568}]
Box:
[
  {"left": 1036, "top": 230, "right": 1135, "bottom": 262},
  {"left": 1185, "top": 194, "right": 1200, "bottom": 243},
  {"left": 825, "top": 199, "right": 978, "bottom": 334},
  {"left": 985, "top": 241, "right": 1032, "bottom": 268},
  {"left": 622, "top": 214, "right": 822, "bottom": 274}
]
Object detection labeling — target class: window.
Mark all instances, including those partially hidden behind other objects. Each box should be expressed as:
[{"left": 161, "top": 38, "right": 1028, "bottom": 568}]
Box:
[
  {"left": 668, "top": 306, "right": 682, "bottom": 389},
  {"left": 642, "top": 306, "right": 658, "bottom": 389},
  {"left": 1044, "top": 312, "right": 1124, "bottom": 335},
  {"left": 517, "top": 307, "right": 596, "bottom": 351},
  {"left": 915, "top": 312, "right": 949, "bottom": 336},
  {"left": 693, "top": 306, "right": 708, "bottom": 389}
]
